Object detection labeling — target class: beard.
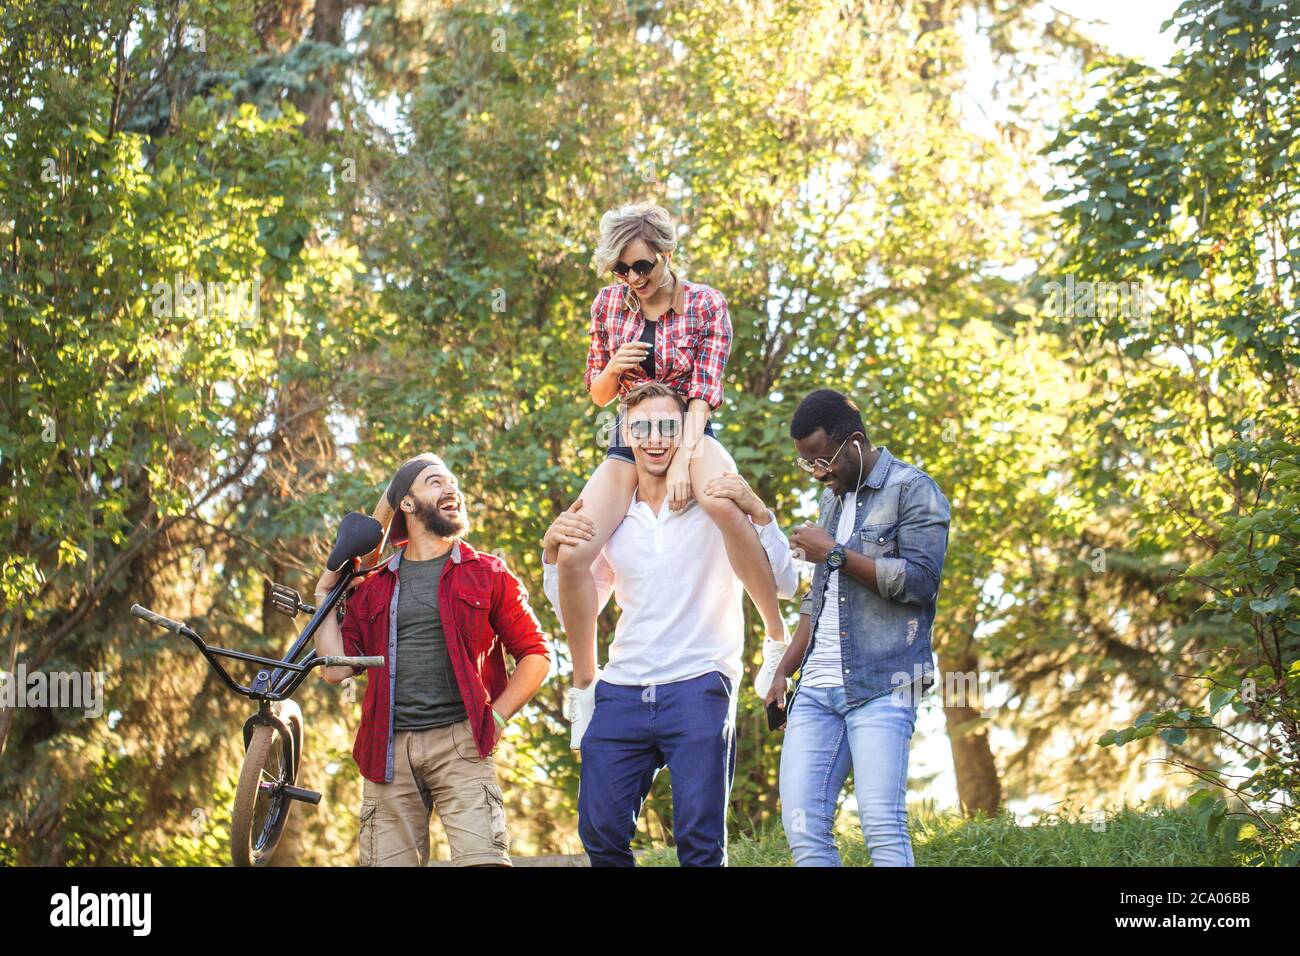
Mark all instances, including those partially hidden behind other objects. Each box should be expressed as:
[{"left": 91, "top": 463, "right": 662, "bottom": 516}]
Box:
[{"left": 410, "top": 496, "right": 466, "bottom": 538}]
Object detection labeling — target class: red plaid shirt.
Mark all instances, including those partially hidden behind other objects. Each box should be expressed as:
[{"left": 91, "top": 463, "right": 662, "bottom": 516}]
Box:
[
  {"left": 583, "top": 277, "right": 733, "bottom": 409},
  {"left": 340, "top": 539, "right": 550, "bottom": 783}
]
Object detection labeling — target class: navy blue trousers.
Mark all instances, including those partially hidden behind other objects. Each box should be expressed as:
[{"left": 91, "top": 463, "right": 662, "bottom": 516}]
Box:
[{"left": 578, "top": 671, "right": 737, "bottom": 866}]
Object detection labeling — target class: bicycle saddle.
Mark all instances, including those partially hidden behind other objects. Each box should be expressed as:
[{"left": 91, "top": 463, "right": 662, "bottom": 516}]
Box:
[{"left": 326, "top": 512, "right": 385, "bottom": 572}]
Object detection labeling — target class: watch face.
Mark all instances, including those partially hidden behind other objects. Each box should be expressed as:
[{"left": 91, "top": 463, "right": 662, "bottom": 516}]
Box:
[{"left": 827, "top": 547, "right": 845, "bottom": 570}]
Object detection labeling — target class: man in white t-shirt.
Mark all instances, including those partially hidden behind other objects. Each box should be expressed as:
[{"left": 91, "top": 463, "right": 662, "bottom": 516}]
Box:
[{"left": 541, "top": 382, "right": 797, "bottom": 866}]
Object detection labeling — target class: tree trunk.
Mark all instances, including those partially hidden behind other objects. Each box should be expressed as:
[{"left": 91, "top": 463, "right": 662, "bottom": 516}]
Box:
[{"left": 937, "top": 642, "right": 1002, "bottom": 817}]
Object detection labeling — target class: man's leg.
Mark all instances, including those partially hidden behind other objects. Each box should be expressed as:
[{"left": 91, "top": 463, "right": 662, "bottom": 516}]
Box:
[
  {"left": 779, "top": 684, "right": 852, "bottom": 866},
  {"left": 578, "top": 680, "right": 661, "bottom": 866},
  {"left": 421, "top": 721, "right": 513, "bottom": 867},
  {"left": 658, "top": 672, "right": 737, "bottom": 867},
  {"left": 844, "top": 692, "right": 918, "bottom": 867},
  {"left": 359, "top": 730, "right": 432, "bottom": 866}
]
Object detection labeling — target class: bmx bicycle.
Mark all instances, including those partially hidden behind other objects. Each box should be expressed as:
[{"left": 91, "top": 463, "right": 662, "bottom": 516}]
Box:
[{"left": 130, "top": 512, "right": 386, "bottom": 866}]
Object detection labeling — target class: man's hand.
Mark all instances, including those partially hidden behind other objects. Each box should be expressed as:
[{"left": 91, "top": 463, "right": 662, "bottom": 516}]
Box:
[
  {"left": 543, "top": 499, "right": 596, "bottom": 562},
  {"left": 315, "top": 564, "right": 365, "bottom": 599},
  {"left": 703, "top": 471, "right": 766, "bottom": 521},
  {"left": 764, "top": 667, "right": 789, "bottom": 713},
  {"left": 490, "top": 708, "right": 506, "bottom": 747},
  {"left": 314, "top": 566, "right": 342, "bottom": 599},
  {"left": 790, "top": 525, "right": 836, "bottom": 565},
  {"left": 666, "top": 454, "right": 694, "bottom": 512}
]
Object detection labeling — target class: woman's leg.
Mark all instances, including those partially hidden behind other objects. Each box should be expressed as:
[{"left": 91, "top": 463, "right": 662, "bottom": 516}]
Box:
[
  {"left": 689, "top": 437, "right": 789, "bottom": 645},
  {"left": 556, "top": 457, "right": 637, "bottom": 687}
]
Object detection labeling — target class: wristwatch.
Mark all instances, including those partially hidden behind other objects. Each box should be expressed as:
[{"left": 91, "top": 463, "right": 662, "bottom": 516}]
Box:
[{"left": 826, "top": 545, "right": 847, "bottom": 571}]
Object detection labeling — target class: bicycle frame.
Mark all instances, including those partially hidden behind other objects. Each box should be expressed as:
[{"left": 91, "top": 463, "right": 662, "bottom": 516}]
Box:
[{"left": 130, "top": 560, "right": 386, "bottom": 703}]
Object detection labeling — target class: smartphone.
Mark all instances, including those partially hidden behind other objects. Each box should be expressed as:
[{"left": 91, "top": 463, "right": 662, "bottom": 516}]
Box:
[{"left": 766, "top": 694, "right": 790, "bottom": 732}]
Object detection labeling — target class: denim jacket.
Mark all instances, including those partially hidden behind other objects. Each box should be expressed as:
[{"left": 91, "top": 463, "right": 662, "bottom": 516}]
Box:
[{"left": 795, "top": 447, "right": 950, "bottom": 708}]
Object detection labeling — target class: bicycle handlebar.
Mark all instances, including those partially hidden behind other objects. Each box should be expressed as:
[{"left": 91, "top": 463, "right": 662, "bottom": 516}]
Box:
[
  {"left": 131, "top": 604, "right": 186, "bottom": 633},
  {"left": 316, "top": 655, "right": 385, "bottom": 670}
]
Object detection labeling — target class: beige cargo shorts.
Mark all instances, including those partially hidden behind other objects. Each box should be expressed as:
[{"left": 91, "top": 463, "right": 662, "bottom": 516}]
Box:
[{"left": 358, "top": 719, "right": 511, "bottom": 867}]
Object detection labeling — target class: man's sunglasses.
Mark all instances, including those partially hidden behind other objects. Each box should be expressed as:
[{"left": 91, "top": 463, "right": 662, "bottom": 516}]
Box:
[
  {"left": 628, "top": 417, "right": 681, "bottom": 440},
  {"left": 611, "top": 253, "right": 663, "bottom": 279},
  {"left": 796, "top": 436, "right": 850, "bottom": 474}
]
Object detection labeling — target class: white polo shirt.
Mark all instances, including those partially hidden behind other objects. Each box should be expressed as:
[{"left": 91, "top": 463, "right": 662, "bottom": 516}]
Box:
[{"left": 542, "top": 489, "right": 798, "bottom": 687}]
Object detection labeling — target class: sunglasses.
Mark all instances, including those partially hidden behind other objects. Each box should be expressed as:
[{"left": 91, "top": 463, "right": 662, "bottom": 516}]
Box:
[
  {"left": 611, "top": 252, "right": 663, "bottom": 279},
  {"left": 627, "top": 417, "right": 681, "bottom": 440},
  {"left": 796, "top": 436, "right": 850, "bottom": 474}
]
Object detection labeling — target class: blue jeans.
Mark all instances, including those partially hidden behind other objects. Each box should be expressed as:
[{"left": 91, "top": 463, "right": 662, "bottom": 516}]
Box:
[
  {"left": 779, "top": 684, "right": 917, "bottom": 866},
  {"left": 578, "top": 671, "right": 736, "bottom": 866}
]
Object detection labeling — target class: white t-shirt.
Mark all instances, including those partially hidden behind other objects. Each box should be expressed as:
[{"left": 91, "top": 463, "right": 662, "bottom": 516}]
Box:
[
  {"left": 800, "top": 490, "right": 857, "bottom": 688},
  {"left": 541, "top": 488, "right": 798, "bottom": 687}
]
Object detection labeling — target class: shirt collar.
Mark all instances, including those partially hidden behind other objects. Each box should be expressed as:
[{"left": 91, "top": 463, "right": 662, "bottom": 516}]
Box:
[
  {"left": 668, "top": 274, "right": 687, "bottom": 314},
  {"left": 863, "top": 446, "right": 893, "bottom": 490},
  {"left": 386, "top": 538, "right": 471, "bottom": 571},
  {"left": 625, "top": 273, "right": 687, "bottom": 318},
  {"left": 627, "top": 484, "right": 691, "bottom": 521}
]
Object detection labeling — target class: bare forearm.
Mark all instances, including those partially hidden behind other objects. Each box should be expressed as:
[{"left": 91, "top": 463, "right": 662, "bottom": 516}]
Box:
[
  {"left": 589, "top": 365, "right": 622, "bottom": 406},
  {"left": 779, "top": 615, "right": 812, "bottom": 678},
  {"left": 493, "top": 654, "right": 550, "bottom": 718},
  {"left": 310, "top": 599, "right": 353, "bottom": 684},
  {"left": 682, "top": 397, "right": 710, "bottom": 453}
]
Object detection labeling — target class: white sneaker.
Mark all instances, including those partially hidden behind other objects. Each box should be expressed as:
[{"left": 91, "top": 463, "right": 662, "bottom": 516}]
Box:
[
  {"left": 564, "top": 669, "right": 602, "bottom": 750},
  {"left": 754, "top": 637, "right": 789, "bottom": 699}
]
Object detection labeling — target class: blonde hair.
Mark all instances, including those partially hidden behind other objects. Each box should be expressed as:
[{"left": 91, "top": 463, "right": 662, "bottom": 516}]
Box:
[{"left": 593, "top": 202, "right": 680, "bottom": 277}]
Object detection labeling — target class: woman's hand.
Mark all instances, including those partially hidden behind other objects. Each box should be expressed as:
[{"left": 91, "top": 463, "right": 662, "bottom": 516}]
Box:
[
  {"left": 666, "top": 453, "right": 694, "bottom": 512},
  {"left": 604, "top": 341, "right": 651, "bottom": 377}
]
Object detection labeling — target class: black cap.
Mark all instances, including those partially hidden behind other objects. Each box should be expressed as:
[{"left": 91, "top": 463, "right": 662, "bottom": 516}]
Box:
[{"left": 385, "top": 453, "right": 445, "bottom": 544}]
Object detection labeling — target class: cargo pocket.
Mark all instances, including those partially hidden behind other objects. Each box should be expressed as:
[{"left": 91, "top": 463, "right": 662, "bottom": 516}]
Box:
[
  {"left": 358, "top": 798, "right": 378, "bottom": 867},
  {"left": 483, "top": 782, "right": 509, "bottom": 852}
]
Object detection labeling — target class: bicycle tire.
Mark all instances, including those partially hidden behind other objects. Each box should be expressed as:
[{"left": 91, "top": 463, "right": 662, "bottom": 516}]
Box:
[{"left": 230, "top": 722, "right": 296, "bottom": 867}]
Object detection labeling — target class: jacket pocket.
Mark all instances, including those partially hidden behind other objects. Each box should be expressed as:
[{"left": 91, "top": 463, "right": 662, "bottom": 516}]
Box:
[
  {"left": 457, "top": 589, "right": 495, "bottom": 652},
  {"left": 859, "top": 522, "right": 899, "bottom": 558}
]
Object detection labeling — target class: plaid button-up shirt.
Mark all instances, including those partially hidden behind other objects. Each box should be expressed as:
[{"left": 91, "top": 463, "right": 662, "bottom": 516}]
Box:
[
  {"left": 584, "top": 276, "right": 733, "bottom": 409},
  {"left": 340, "top": 539, "right": 550, "bottom": 783}
]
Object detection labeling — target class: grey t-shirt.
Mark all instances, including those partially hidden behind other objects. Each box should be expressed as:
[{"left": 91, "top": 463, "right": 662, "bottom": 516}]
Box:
[{"left": 393, "top": 550, "right": 466, "bottom": 730}]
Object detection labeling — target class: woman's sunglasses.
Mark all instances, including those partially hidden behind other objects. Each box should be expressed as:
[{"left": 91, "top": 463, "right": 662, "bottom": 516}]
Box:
[
  {"left": 628, "top": 417, "right": 681, "bottom": 440},
  {"left": 611, "top": 252, "right": 663, "bottom": 279}
]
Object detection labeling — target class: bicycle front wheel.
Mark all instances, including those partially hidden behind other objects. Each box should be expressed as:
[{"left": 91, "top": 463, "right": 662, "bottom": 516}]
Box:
[{"left": 230, "top": 723, "right": 296, "bottom": 867}]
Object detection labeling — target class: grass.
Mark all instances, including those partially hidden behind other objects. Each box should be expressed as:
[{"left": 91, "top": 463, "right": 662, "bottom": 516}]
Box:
[{"left": 637, "top": 804, "right": 1249, "bottom": 867}]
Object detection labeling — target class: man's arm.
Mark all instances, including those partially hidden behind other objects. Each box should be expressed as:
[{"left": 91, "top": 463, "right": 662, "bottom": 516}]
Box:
[
  {"left": 765, "top": 613, "right": 812, "bottom": 710},
  {"left": 313, "top": 566, "right": 363, "bottom": 684},
  {"left": 488, "top": 567, "right": 552, "bottom": 723},
  {"left": 791, "top": 478, "right": 949, "bottom": 605},
  {"left": 867, "top": 475, "right": 951, "bottom": 605}
]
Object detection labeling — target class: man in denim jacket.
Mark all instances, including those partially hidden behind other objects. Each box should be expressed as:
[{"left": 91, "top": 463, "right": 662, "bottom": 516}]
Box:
[{"left": 765, "top": 389, "right": 950, "bottom": 866}]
